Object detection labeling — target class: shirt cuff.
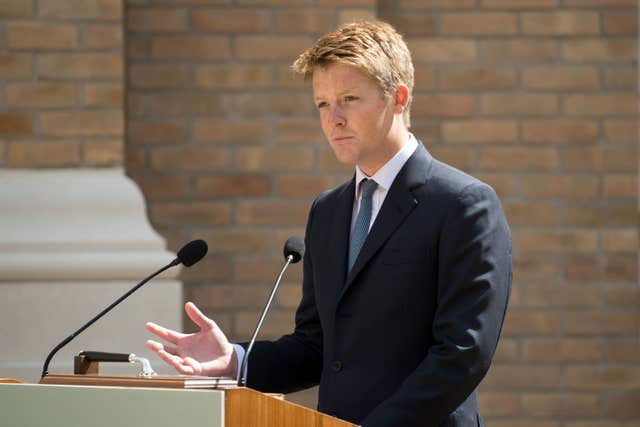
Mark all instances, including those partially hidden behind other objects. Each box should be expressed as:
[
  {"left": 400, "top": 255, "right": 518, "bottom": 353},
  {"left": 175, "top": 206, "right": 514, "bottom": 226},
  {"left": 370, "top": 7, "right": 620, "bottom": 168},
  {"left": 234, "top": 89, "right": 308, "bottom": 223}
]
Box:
[{"left": 233, "top": 343, "right": 246, "bottom": 382}]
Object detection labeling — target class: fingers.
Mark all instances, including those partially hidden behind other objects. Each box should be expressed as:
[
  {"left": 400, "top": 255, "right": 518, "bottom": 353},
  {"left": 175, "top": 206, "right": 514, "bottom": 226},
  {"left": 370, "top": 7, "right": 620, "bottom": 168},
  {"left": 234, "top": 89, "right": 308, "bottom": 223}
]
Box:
[
  {"left": 182, "top": 357, "right": 202, "bottom": 373},
  {"left": 146, "top": 339, "right": 179, "bottom": 356},
  {"left": 146, "top": 340, "right": 195, "bottom": 375},
  {"left": 185, "top": 302, "right": 216, "bottom": 331},
  {"left": 146, "top": 339, "right": 162, "bottom": 352},
  {"left": 160, "top": 351, "right": 195, "bottom": 375},
  {"left": 145, "top": 322, "right": 185, "bottom": 344}
]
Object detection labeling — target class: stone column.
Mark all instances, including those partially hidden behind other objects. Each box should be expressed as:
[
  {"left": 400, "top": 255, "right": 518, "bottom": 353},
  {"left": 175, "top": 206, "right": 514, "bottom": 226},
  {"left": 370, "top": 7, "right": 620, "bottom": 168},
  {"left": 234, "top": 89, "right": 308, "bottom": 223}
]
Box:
[{"left": 0, "top": 0, "right": 182, "bottom": 381}]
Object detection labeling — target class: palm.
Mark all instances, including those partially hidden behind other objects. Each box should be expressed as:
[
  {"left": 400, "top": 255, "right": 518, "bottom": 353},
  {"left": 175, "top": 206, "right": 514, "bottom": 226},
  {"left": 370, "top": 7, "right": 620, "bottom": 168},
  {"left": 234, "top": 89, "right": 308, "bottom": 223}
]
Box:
[
  {"left": 145, "top": 302, "right": 236, "bottom": 377},
  {"left": 174, "top": 323, "right": 230, "bottom": 373}
]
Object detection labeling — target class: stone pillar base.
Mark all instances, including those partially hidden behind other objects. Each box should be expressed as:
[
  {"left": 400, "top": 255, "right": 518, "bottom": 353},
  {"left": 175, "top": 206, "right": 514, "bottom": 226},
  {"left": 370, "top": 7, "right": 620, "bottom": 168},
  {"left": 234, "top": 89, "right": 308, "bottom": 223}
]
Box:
[{"left": 0, "top": 169, "right": 182, "bottom": 382}]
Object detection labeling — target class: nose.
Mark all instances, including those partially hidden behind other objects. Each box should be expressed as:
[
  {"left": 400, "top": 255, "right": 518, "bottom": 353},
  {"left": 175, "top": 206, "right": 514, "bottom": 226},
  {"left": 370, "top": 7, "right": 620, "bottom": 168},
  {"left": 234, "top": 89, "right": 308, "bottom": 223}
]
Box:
[{"left": 327, "top": 105, "right": 346, "bottom": 127}]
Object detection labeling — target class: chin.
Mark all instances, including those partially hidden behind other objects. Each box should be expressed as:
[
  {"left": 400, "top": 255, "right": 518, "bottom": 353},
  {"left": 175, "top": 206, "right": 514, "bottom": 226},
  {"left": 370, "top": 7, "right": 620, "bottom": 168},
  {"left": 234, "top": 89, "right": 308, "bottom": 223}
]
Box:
[{"left": 331, "top": 150, "right": 358, "bottom": 166}]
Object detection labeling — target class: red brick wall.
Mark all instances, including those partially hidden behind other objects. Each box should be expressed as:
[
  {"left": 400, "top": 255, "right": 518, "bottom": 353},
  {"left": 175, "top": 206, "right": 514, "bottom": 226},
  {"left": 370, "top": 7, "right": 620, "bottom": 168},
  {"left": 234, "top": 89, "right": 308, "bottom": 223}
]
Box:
[
  {"left": 378, "top": 1, "right": 639, "bottom": 425},
  {"left": 124, "top": 0, "right": 638, "bottom": 422},
  {"left": 125, "top": 1, "right": 376, "bottom": 342},
  {"left": 2, "top": 0, "right": 636, "bottom": 424},
  {"left": 0, "top": 0, "right": 124, "bottom": 167}
]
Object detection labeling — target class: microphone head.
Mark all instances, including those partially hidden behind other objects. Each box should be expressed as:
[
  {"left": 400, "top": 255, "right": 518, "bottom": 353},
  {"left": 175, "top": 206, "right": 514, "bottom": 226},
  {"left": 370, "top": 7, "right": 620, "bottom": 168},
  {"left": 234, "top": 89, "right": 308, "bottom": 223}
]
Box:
[
  {"left": 283, "top": 236, "right": 305, "bottom": 264},
  {"left": 177, "top": 239, "right": 208, "bottom": 267}
]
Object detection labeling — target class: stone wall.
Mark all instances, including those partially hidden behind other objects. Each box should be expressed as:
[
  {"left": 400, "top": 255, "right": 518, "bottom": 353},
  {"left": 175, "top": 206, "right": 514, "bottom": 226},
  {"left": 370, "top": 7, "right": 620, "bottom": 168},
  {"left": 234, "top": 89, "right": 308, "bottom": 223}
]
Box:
[{"left": 0, "top": 0, "right": 180, "bottom": 382}]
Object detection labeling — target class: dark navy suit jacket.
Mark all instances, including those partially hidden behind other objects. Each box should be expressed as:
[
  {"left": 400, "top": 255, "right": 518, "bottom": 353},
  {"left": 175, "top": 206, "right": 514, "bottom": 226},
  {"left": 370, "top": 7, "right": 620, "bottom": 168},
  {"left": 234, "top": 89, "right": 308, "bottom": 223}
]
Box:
[{"left": 245, "top": 143, "right": 512, "bottom": 426}]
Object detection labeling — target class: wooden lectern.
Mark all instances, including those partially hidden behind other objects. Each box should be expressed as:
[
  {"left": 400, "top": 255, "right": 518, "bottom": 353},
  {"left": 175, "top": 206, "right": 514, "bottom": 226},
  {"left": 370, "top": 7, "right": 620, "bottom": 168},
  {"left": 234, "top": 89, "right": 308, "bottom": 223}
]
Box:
[{"left": 0, "top": 375, "right": 355, "bottom": 427}]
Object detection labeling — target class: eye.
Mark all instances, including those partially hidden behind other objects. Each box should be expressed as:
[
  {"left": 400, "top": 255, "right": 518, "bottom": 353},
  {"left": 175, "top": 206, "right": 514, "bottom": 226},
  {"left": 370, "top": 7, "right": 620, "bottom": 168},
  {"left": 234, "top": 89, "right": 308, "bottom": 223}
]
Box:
[
  {"left": 345, "top": 95, "right": 358, "bottom": 102},
  {"left": 316, "top": 101, "right": 328, "bottom": 109}
]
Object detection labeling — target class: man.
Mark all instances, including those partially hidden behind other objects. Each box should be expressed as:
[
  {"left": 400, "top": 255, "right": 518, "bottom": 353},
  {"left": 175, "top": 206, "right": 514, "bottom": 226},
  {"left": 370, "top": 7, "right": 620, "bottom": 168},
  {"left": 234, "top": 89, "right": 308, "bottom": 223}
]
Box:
[{"left": 145, "top": 21, "right": 511, "bottom": 426}]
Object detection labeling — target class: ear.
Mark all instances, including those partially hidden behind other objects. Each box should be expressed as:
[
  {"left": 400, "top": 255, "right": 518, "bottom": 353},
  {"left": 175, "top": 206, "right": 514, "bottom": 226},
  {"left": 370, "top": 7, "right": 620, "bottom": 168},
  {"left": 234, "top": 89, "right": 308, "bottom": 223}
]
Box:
[{"left": 393, "top": 84, "right": 409, "bottom": 114}]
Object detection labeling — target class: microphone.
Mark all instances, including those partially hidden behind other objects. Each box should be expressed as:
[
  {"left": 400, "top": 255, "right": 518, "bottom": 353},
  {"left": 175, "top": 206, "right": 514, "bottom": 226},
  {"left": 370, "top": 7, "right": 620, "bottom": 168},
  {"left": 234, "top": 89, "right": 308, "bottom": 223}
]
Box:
[
  {"left": 40, "top": 239, "right": 208, "bottom": 379},
  {"left": 238, "top": 236, "right": 304, "bottom": 387},
  {"left": 176, "top": 239, "right": 208, "bottom": 267},
  {"left": 283, "top": 236, "right": 305, "bottom": 263}
]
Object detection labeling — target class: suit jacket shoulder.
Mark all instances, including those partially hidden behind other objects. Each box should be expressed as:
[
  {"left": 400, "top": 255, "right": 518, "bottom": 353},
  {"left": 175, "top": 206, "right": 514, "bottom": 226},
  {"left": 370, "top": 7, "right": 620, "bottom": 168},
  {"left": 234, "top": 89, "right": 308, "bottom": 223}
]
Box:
[{"left": 423, "top": 156, "right": 495, "bottom": 202}]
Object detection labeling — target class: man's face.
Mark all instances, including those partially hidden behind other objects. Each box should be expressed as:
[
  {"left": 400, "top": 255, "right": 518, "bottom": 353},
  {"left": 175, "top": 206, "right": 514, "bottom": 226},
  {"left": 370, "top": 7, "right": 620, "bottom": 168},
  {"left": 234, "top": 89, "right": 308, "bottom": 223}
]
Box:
[{"left": 312, "top": 63, "right": 399, "bottom": 176}]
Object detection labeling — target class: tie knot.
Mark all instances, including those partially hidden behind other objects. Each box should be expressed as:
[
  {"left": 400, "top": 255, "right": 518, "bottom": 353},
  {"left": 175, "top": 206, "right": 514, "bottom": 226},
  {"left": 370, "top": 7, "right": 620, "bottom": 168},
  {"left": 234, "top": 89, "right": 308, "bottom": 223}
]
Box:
[{"left": 360, "top": 179, "right": 378, "bottom": 199}]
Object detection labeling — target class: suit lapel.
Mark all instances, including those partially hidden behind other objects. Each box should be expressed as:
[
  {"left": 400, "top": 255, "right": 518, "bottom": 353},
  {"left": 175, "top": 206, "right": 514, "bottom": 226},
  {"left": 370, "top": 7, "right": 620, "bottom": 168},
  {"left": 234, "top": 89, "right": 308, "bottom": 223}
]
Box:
[
  {"left": 327, "top": 177, "right": 355, "bottom": 300},
  {"left": 339, "top": 143, "right": 432, "bottom": 302}
]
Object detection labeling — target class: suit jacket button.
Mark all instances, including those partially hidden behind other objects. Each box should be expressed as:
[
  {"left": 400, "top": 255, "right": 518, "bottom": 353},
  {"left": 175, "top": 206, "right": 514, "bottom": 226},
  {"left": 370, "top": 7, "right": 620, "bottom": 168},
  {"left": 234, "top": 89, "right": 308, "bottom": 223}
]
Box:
[{"left": 331, "top": 361, "right": 342, "bottom": 372}]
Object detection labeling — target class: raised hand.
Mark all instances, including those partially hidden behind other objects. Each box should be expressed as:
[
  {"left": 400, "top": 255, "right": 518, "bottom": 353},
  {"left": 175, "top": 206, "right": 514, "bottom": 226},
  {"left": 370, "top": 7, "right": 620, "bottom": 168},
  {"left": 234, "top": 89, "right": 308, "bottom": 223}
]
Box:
[{"left": 145, "top": 302, "right": 237, "bottom": 378}]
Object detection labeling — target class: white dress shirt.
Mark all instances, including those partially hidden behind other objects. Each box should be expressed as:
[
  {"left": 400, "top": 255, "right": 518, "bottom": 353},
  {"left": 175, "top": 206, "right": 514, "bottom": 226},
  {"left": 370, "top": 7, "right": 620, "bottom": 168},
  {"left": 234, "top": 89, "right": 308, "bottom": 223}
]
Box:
[{"left": 351, "top": 134, "right": 418, "bottom": 234}]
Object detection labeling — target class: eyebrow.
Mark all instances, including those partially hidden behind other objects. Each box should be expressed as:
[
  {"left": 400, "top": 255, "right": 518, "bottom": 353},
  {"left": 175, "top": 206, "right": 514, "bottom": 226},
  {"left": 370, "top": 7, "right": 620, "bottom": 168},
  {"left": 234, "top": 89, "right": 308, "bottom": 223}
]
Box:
[{"left": 314, "top": 87, "right": 360, "bottom": 101}]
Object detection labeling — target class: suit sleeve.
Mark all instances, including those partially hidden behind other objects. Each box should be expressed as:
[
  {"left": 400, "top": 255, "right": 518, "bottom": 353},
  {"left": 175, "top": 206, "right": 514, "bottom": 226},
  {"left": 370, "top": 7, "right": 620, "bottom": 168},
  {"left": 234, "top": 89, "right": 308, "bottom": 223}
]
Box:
[
  {"left": 362, "top": 183, "right": 512, "bottom": 427},
  {"left": 242, "top": 197, "right": 324, "bottom": 394}
]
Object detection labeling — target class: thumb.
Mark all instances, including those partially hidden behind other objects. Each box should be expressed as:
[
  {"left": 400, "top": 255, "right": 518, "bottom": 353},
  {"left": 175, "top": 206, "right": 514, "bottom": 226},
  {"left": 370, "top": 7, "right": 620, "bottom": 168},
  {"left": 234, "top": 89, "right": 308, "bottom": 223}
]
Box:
[{"left": 185, "top": 301, "right": 216, "bottom": 331}]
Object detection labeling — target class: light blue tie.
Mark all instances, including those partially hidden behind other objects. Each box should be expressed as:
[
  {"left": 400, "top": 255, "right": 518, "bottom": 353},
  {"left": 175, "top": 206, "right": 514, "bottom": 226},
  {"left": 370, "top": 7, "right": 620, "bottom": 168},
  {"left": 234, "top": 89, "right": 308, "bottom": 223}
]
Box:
[{"left": 348, "top": 179, "right": 378, "bottom": 272}]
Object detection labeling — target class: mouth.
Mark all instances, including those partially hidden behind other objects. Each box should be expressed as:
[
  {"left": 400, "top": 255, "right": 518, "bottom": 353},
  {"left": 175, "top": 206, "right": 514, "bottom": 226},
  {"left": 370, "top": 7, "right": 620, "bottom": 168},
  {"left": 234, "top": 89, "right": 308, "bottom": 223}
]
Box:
[{"left": 332, "top": 136, "right": 353, "bottom": 144}]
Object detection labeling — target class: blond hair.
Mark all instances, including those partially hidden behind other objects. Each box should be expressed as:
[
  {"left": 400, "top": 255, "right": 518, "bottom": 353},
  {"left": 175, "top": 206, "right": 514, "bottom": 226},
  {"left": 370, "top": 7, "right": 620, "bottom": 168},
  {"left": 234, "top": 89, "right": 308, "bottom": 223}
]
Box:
[{"left": 292, "top": 20, "right": 415, "bottom": 128}]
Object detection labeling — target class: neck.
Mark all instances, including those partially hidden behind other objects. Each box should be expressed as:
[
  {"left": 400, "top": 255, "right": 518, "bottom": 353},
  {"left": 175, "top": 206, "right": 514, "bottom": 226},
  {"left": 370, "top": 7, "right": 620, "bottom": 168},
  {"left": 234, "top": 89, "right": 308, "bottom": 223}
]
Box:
[{"left": 359, "top": 122, "right": 409, "bottom": 176}]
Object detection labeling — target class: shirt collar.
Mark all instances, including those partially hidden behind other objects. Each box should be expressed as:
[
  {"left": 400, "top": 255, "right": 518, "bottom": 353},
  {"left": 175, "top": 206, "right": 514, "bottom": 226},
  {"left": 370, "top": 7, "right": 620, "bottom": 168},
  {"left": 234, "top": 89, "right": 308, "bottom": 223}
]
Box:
[{"left": 355, "top": 133, "right": 419, "bottom": 196}]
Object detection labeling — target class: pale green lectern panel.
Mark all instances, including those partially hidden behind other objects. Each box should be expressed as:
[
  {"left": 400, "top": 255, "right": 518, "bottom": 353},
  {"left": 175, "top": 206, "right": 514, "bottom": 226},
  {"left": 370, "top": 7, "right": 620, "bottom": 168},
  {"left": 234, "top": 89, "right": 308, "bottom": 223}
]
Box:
[{"left": 0, "top": 383, "right": 224, "bottom": 427}]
